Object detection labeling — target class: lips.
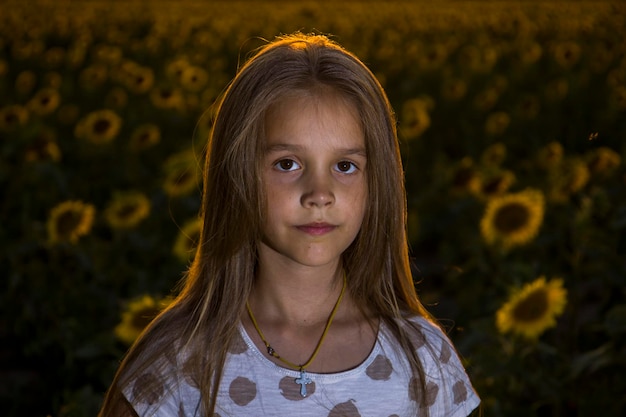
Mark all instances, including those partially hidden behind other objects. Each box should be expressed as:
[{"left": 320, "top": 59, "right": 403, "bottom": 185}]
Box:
[{"left": 296, "top": 222, "right": 337, "bottom": 236}]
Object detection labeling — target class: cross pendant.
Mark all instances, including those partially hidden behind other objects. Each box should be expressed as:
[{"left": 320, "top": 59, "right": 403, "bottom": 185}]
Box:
[{"left": 294, "top": 369, "right": 312, "bottom": 397}]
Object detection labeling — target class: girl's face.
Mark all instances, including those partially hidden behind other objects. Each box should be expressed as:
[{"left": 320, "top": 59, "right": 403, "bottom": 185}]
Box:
[{"left": 259, "top": 91, "right": 368, "bottom": 271}]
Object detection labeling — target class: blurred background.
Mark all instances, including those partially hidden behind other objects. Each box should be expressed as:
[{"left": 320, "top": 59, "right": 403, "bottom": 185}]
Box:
[{"left": 1, "top": 1, "right": 625, "bottom": 416}]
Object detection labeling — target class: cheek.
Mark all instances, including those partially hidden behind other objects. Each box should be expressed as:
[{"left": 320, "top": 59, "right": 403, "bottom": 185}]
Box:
[
  {"left": 263, "top": 185, "right": 293, "bottom": 222},
  {"left": 347, "top": 182, "right": 368, "bottom": 223}
]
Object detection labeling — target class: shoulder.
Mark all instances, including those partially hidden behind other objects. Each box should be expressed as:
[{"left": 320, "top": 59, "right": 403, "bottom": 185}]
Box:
[
  {"left": 395, "top": 315, "right": 481, "bottom": 417},
  {"left": 400, "top": 315, "right": 453, "bottom": 351},
  {"left": 121, "top": 347, "right": 201, "bottom": 417}
]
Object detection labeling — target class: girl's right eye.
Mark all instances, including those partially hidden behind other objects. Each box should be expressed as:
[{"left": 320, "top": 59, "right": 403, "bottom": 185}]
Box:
[{"left": 274, "top": 159, "right": 301, "bottom": 172}]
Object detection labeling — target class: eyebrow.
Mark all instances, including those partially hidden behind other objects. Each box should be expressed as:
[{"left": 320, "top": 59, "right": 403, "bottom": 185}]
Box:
[{"left": 264, "top": 143, "right": 367, "bottom": 156}]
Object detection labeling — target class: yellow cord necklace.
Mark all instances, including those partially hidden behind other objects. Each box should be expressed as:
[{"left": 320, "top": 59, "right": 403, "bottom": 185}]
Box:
[{"left": 245, "top": 273, "right": 347, "bottom": 398}]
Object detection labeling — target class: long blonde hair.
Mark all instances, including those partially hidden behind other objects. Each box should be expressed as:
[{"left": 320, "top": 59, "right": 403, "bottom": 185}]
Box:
[{"left": 99, "top": 32, "right": 433, "bottom": 417}]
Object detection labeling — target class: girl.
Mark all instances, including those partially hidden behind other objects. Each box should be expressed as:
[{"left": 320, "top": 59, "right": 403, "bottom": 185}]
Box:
[{"left": 99, "top": 33, "right": 480, "bottom": 417}]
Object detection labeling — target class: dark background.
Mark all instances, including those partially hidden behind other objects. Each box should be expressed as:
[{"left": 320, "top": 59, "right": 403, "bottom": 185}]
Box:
[{"left": 1, "top": 1, "right": 625, "bottom": 416}]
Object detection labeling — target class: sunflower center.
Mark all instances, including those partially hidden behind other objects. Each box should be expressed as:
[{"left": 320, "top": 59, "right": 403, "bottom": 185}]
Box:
[
  {"left": 116, "top": 203, "right": 138, "bottom": 219},
  {"left": 4, "top": 112, "right": 18, "bottom": 125},
  {"left": 57, "top": 210, "right": 83, "bottom": 237},
  {"left": 494, "top": 203, "right": 529, "bottom": 233},
  {"left": 482, "top": 177, "right": 504, "bottom": 195},
  {"left": 453, "top": 167, "right": 475, "bottom": 188},
  {"left": 174, "top": 170, "right": 192, "bottom": 185},
  {"left": 137, "top": 132, "right": 151, "bottom": 145},
  {"left": 93, "top": 119, "right": 112, "bottom": 134},
  {"left": 511, "top": 289, "right": 549, "bottom": 322},
  {"left": 130, "top": 306, "right": 161, "bottom": 330}
]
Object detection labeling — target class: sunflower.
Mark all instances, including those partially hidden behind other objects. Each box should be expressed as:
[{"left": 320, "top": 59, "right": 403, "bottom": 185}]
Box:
[
  {"left": 15, "top": 70, "right": 37, "bottom": 96},
  {"left": 400, "top": 98, "right": 432, "bottom": 140},
  {"left": 24, "top": 127, "right": 62, "bottom": 163},
  {"left": 57, "top": 104, "right": 80, "bottom": 126},
  {"left": 473, "top": 88, "right": 499, "bottom": 111},
  {"left": 496, "top": 276, "right": 567, "bottom": 339},
  {"left": 114, "top": 295, "right": 172, "bottom": 345},
  {"left": 27, "top": 88, "right": 62, "bottom": 116},
  {"left": 481, "top": 142, "right": 507, "bottom": 167},
  {"left": 104, "top": 87, "right": 129, "bottom": 110},
  {"left": 118, "top": 62, "right": 155, "bottom": 94},
  {"left": 129, "top": 124, "right": 161, "bottom": 151},
  {"left": 0, "top": 105, "right": 29, "bottom": 131},
  {"left": 449, "top": 157, "right": 482, "bottom": 195},
  {"left": 458, "top": 44, "right": 498, "bottom": 73},
  {"left": 416, "top": 43, "right": 449, "bottom": 70},
  {"left": 47, "top": 200, "right": 96, "bottom": 244},
  {"left": 162, "top": 151, "right": 200, "bottom": 197},
  {"left": 43, "top": 72, "right": 63, "bottom": 89},
  {"left": 12, "top": 40, "right": 44, "bottom": 61},
  {"left": 536, "top": 141, "right": 564, "bottom": 170},
  {"left": 553, "top": 41, "right": 581, "bottom": 69},
  {"left": 66, "top": 43, "right": 87, "bottom": 69},
  {"left": 480, "top": 188, "right": 545, "bottom": 250},
  {"left": 42, "top": 46, "right": 65, "bottom": 69},
  {"left": 440, "top": 77, "right": 467, "bottom": 102},
  {"left": 165, "top": 58, "right": 190, "bottom": 81},
  {"left": 518, "top": 41, "right": 543, "bottom": 66},
  {"left": 516, "top": 95, "right": 541, "bottom": 120},
  {"left": 173, "top": 218, "right": 202, "bottom": 262},
  {"left": 484, "top": 111, "right": 510, "bottom": 136},
  {"left": 104, "top": 191, "right": 151, "bottom": 229},
  {"left": 74, "top": 109, "right": 122, "bottom": 144},
  {"left": 548, "top": 158, "right": 590, "bottom": 203},
  {"left": 478, "top": 169, "right": 516, "bottom": 199},
  {"left": 614, "top": 86, "right": 626, "bottom": 111},
  {"left": 545, "top": 78, "right": 569, "bottom": 102},
  {"left": 150, "top": 86, "right": 185, "bottom": 110},
  {"left": 92, "top": 44, "right": 123, "bottom": 65},
  {"left": 607, "top": 68, "right": 625, "bottom": 88},
  {"left": 589, "top": 43, "right": 614, "bottom": 74},
  {"left": 585, "top": 146, "right": 621, "bottom": 177},
  {"left": 78, "top": 64, "right": 108, "bottom": 90},
  {"left": 180, "top": 66, "right": 209, "bottom": 92}
]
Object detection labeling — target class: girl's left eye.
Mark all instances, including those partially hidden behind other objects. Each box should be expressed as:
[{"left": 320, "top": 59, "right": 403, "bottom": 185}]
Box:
[{"left": 335, "top": 161, "right": 357, "bottom": 174}]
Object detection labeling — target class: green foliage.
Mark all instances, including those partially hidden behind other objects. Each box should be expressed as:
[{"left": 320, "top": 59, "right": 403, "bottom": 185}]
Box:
[{"left": 1, "top": 1, "right": 624, "bottom": 416}]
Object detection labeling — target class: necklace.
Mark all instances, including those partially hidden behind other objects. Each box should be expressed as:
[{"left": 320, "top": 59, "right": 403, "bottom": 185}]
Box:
[{"left": 245, "top": 273, "right": 347, "bottom": 398}]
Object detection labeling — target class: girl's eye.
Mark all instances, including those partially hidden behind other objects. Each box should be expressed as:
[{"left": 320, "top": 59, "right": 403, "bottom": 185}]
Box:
[
  {"left": 274, "top": 159, "right": 301, "bottom": 172},
  {"left": 335, "top": 161, "right": 357, "bottom": 174}
]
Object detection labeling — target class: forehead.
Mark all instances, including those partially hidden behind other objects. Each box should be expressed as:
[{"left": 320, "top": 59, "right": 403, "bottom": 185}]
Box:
[{"left": 264, "top": 89, "right": 364, "bottom": 146}]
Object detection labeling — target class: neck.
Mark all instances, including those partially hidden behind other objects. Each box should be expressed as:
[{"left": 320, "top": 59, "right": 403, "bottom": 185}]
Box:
[{"left": 250, "top": 263, "right": 346, "bottom": 326}]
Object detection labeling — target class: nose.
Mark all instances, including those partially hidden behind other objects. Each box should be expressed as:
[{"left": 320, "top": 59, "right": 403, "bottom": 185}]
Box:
[{"left": 300, "top": 169, "right": 335, "bottom": 208}]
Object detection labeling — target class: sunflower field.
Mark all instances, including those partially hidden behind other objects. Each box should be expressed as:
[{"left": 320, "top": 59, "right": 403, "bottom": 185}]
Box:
[{"left": 1, "top": 1, "right": 625, "bottom": 416}]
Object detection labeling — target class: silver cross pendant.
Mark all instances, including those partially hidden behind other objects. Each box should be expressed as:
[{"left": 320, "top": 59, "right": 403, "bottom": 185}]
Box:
[{"left": 294, "top": 369, "right": 312, "bottom": 397}]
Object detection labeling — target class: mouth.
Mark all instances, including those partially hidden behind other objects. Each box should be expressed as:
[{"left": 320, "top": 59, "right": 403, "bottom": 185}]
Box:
[{"left": 296, "top": 222, "right": 337, "bottom": 236}]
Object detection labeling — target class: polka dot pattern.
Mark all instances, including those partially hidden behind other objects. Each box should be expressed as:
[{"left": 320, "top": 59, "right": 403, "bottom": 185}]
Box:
[
  {"left": 228, "top": 331, "right": 249, "bottom": 355},
  {"left": 365, "top": 354, "right": 393, "bottom": 380},
  {"left": 407, "top": 325, "right": 427, "bottom": 348},
  {"left": 279, "top": 375, "right": 316, "bottom": 401},
  {"left": 328, "top": 400, "right": 361, "bottom": 417},
  {"left": 133, "top": 372, "right": 163, "bottom": 405},
  {"left": 409, "top": 377, "right": 439, "bottom": 407},
  {"left": 124, "top": 317, "right": 480, "bottom": 416},
  {"left": 439, "top": 339, "right": 452, "bottom": 364},
  {"left": 453, "top": 380, "right": 468, "bottom": 404},
  {"left": 228, "top": 376, "right": 256, "bottom": 406}
]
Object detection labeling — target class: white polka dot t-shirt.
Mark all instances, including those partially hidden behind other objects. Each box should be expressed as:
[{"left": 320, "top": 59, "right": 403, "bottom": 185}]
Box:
[{"left": 126, "top": 316, "right": 480, "bottom": 417}]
